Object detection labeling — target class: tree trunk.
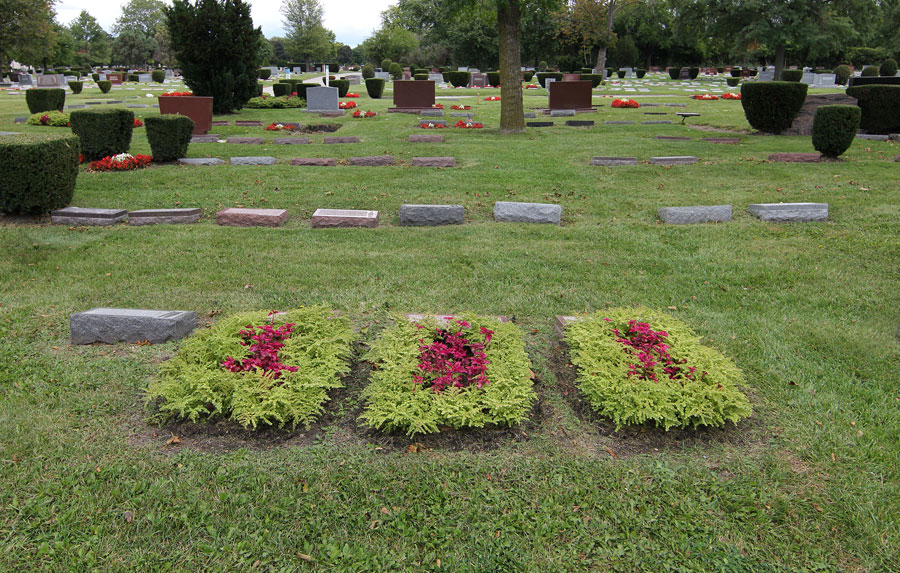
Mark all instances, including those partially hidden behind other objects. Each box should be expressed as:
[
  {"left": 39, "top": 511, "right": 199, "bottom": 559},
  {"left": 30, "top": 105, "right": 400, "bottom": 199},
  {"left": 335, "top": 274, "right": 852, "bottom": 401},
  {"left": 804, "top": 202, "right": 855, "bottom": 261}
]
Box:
[
  {"left": 594, "top": 0, "right": 617, "bottom": 73},
  {"left": 595, "top": 47, "right": 607, "bottom": 73},
  {"left": 774, "top": 44, "right": 785, "bottom": 81},
  {"left": 498, "top": 0, "right": 524, "bottom": 134}
]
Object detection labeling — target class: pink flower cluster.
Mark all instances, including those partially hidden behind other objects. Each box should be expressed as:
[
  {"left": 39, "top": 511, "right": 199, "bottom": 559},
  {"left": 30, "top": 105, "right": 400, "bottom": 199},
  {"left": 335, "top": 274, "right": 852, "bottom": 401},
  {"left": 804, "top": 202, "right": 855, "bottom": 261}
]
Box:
[
  {"left": 610, "top": 319, "right": 704, "bottom": 383},
  {"left": 222, "top": 322, "right": 298, "bottom": 380},
  {"left": 413, "top": 320, "right": 493, "bottom": 393}
]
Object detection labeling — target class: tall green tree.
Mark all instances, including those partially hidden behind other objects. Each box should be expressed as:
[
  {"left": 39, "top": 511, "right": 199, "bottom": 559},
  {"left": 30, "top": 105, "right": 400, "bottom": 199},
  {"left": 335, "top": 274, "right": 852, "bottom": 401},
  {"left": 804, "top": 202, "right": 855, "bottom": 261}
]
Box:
[
  {"left": 280, "top": 0, "right": 333, "bottom": 63},
  {"left": 166, "top": 0, "right": 261, "bottom": 113},
  {"left": 113, "top": 27, "right": 156, "bottom": 66},
  {"left": 0, "top": 0, "right": 57, "bottom": 66},
  {"left": 69, "top": 10, "right": 110, "bottom": 65},
  {"left": 52, "top": 22, "right": 77, "bottom": 66},
  {"left": 113, "top": 0, "right": 167, "bottom": 37}
]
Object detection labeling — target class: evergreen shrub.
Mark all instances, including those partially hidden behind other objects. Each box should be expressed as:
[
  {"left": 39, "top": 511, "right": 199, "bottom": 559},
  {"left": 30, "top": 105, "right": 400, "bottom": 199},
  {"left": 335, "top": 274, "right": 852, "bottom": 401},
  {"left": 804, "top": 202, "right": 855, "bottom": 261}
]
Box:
[
  {"left": 273, "top": 82, "right": 291, "bottom": 97},
  {"left": 145, "top": 115, "right": 194, "bottom": 161},
  {"left": 726, "top": 77, "right": 740, "bottom": 87},
  {"left": 413, "top": 73, "right": 428, "bottom": 81},
  {"left": 523, "top": 70, "right": 534, "bottom": 81},
  {"left": 25, "top": 88, "right": 65, "bottom": 114},
  {"left": 91, "top": 73, "right": 100, "bottom": 82},
  {"left": 244, "top": 95, "right": 305, "bottom": 108},
  {"left": 388, "top": 62, "right": 403, "bottom": 80},
  {"left": 781, "top": 69, "right": 803, "bottom": 82},
  {"left": 444, "top": 71, "right": 470, "bottom": 87},
  {"left": 689, "top": 67, "right": 700, "bottom": 79},
  {"left": 26, "top": 111, "right": 70, "bottom": 126},
  {"left": 880, "top": 59, "right": 898, "bottom": 77},
  {"left": 668, "top": 67, "right": 680, "bottom": 79},
  {"left": 152, "top": 69, "right": 166, "bottom": 83},
  {"left": 617, "top": 70, "right": 626, "bottom": 78},
  {"left": 636, "top": 69, "right": 647, "bottom": 78},
  {"left": 365, "top": 78, "right": 385, "bottom": 98},
  {"left": 812, "top": 105, "right": 860, "bottom": 158},
  {"left": 740, "top": 81, "right": 808, "bottom": 133},
  {"left": 580, "top": 74, "right": 603, "bottom": 87},
  {"left": 834, "top": 65, "right": 852, "bottom": 85},
  {"left": 487, "top": 71, "right": 500, "bottom": 86},
  {"left": 730, "top": 68, "right": 742, "bottom": 77},
  {"left": 98, "top": 80, "right": 112, "bottom": 93},
  {"left": 68, "top": 81, "right": 83, "bottom": 94},
  {"left": 0, "top": 133, "right": 79, "bottom": 215},
  {"left": 845, "top": 85, "right": 900, "bottom": 133},
  {"left": 69, "top": 108, "right": 134, "bottom": 161},
  {"left": 536, "top": 72, "right": 563, "bottom": 87},
  {"left": 362, "top": 64, "right": 374, "bottom": 79},
  {"left": 331, "top": 79, "right": 350, "bottom": 96},
  {"left": 861, "top": 66, "right": 880, "bottom": 77},
  {"left": 257, "top": 68, "right": 271, "bottom": 79}
]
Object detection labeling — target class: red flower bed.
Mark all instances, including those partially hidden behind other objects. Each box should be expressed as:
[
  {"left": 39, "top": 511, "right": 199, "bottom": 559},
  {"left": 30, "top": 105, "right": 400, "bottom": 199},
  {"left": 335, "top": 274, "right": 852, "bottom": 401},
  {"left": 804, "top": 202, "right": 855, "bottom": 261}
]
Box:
[
  {"left": 413, "top": 320, "right": 493, "bottom": 393},
  {"left": 265, "top": 122, "right": 301, "bottom": 131},
  {"left": 133, "top": 118, "right": 143, "bottom": 128},
  {"left": 345, "top": 92, "right": 360, "bottom": 98},
  {"left": 611, "top": 319, "right": 705, "bottom": 383},
  {"left": 722, "top": 92, "right": 741, "bottom": 100},
  {"left": 339, "top": 101, "right": 357, "bottom": 109},
  {"left": 484, "top": 96, "right": 500, "bottom": 101},
  {"left": 222, "top": 322, "right": 298, "bottom": 380},
  {"left": 420, "top": 122, "right": 446, "bottom": 129},
  {"left": 353, "top": 109, "right": 376, "bottom": 117},
  {"left": 525, "top": 84, "right": 540, "bottom": 89},
  {"left": 692, "top": 94, "right": 719, "bottom": 100},
  {"left": 432, "top": 103, "right": 444, "bottom": 108},
  {"left": 451, "top": 105, "right": 471, "bottom": 110},
  {"left": 611, "top": 98, "right": 639, "bottom": 108},
  {"left": 455, "top": 120, "right": 483, "bottom": 129},
  {"left": 160, "top": 91, "right": 194, "bottom": 96},
  {"left": 89, "top": 153, "right": 153, "bottom": 171}
]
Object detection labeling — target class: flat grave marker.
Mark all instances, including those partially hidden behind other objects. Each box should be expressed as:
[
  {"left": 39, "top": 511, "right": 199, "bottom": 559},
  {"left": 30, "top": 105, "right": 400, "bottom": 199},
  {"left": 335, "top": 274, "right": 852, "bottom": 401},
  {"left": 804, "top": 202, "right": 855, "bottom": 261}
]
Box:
[
  {"left": 657, "top": 205, "right": 732, "bottom": 224},
  {"left": 649, "top": 156, "right": 698, "bottom": 165},
  {"left": 226, "top": 137, "right": 264, "bottom": 144},
  {"left": 411, "top": 157, "right": 456, "bottom": 167},
  {"left": 591, "top": 157, "right": 638, "bottom": 166},
  {"left": 128, "top": 208, "right": 201, "bottom": 225},
  {"left": 70, "top": 308, "right": 197, "bottom": 345},
  {"left": 399, "top": 204, "right": 464, "bottom": 226},
  {"left": 748, "top": 203, "right": 828, "bottom": 222},
  {"left": 311, "top": 209, "right": 379, "bottom": 228},
  {"left": 178, "top": 158, "right": 225, "bottom": 165},
  {"left": 216, "top": 208, "right": 288, "bottom": 227},
  {"left": 409, "top": 134, "right": 443, "bottom": 143},
  {"left": 493, "top": 201, "right": 562, "bottom": 224},
  {"left": 290, "top": 157, "right": 336, "bottom": 166},
  {"left": 230, "top": 156, "right": 278, "bottom": 165},
  {"left": 51, "top": 207, "right": 127, "bottom": 226}
]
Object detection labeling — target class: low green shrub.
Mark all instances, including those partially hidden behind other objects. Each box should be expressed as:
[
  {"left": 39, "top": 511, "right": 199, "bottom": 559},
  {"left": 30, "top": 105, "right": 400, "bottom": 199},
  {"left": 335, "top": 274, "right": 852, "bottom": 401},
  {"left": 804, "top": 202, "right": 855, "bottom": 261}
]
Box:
[
  {"left": 636, "top": 69, "right": 647, "bottom": 78},
  {"left": 127, "top": 73, "right": 138, "bottom": 82},
  {"left": 536, "top": 72, "right": 563, "bottom": 87},
  {"left": 564, "top": 308, "right": 752, "bottom": 430},
  {"left": 812, "top": 105, "right": 860, "bottom": 158},
  {"left": 361, "top": 315, "right": 536, "bottom": 436},
  {"left": 537, "top": 60, "right": 548, "bottom": 71},
  {"left": 781, "top": 69, "right": 803, "bottom": 82},
  {"left": 25, "top": 88, "right": 65, "bottom": 114},
  {"left": 68, "top": 80, "right": 83, "bottom": 94},
  {"left": 388, "top": 62, "right": 403, "bottom": 80},
  {"left": 730, "top": 67, "right": 742, "bottom": 77},
  {"left": 413, "top": 73, "right": 428, "bottom": 81},
  {"left": 880, "top": 58, "right": 898, "bottom": 77},
  {"left": 689, "top": 67, "right": 700, "bottom": 79},
  {"left": 668, "top": 67, "right": 680, "bottom": 79},
  {"left": 381, "top": 59, "right": 392, "bottom": 71},
  {"left": 580, "top": 74, "right": 604, "bottom": 87},
  {"left": 257, "top": 68, "right": 271, "bottom": 80},
  {"left": 144, "top": 115, "right": 194, "bottom": 161},
  {"left": 98, "top": 80, "right": 111, "bottom": 93},
  {"left": 616, "top": 70, "right": 626, "bottom": 78},
  {"left": 444, "top": 71, "right": 470, "bottom": 87},
  {"left": 845, "top": 85, "right": 900, "bottom": 133},
  {"left": 295, "top": 83, "right": 319, "bottom": 100},
  {"left": 152, "top": 69, "right": 166, "bottom": 83},
  {"left": 861, "top": 66, "right": 880, "bottom": 77},
  {"left": 331, "top": 79, "right": 350, "bottom": 97},
  {"left": 147, "top": 307, "right": 355, "bottom": 429},
  {"left": 244, "top": 95, "right": 305, "bottom": 109},
  {"left": 835, "top": 65, "right": 852, "bottom": 85},
  {"left": 365, "top": 78, "right": 385, "bottom": 98},
  {"left": 726, "top": 77, "right": 740, "bottom": 87},
  {"left": 272, "top": 82, "right": 291, "bottom": 97},
  {"left": 0, "top": 133, "right": 79, "bottom": 215},
  {"left": 523, "top": 70, "right": 534, "bottom": 81},
  {"left": 26, "top": 111, "right": 70, "bottom": 127},
  {"left": 91, "top": 73, "right": 100, "bottom": 82},
  {"left": 68, "top": 108, "right": 134, "bottom": 161},
  {"left": 740, "top": 81, "right": 808, "bottom": 133},
  {"left": 362, "top": 64, "right": 374, "bottom": 79},
  {"left": 487, "top": 71, "right": 500, "bottom": 86}
]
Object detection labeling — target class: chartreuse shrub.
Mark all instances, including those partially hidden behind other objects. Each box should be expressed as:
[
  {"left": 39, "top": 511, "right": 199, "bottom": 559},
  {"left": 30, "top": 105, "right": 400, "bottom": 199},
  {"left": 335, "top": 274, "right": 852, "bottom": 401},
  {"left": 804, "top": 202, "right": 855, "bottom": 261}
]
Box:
[
  {"left": 145, "top": 115, "right": 194, "bottom": 161},
  {"left": 25, "top": 88, "right": 65, "bottom": 113},
  {"left": 68, "top": 108, "right": 134, "bottom": 161},
  {"left": 812, "top": 105, "right": 860, "bottom": 158},
  {"left": 361, "top": 315, "right": 536, "bottom": 436},
  {"left": 26, "top": 111, "right": 70, "bottom": 127},
  {"left": 365, "top": 77, "right": 385, "bottom": 98},
  {"left": 0, "top": 133, "right": 79, "bottom": 214},
  {"left": 740, "top": 81, "right": 808, "bottom": 133},
  {"left": 244, "top": 95, "right": 305, "bottom": 108},
  {"left": 564, "top": 308, "right": 751, "bottom": 430},
  {"left": 846, "top": 84, "right": 900, "bottom": 133},
  {"left": 147, "top": 307, "right": 355, "bottom": 429}
]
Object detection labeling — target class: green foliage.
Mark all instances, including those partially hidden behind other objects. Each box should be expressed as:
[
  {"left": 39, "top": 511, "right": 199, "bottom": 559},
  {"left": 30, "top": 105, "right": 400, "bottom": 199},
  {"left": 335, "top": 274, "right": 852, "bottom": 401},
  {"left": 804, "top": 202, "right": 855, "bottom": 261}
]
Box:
[
  {"left": 536, "top": 72, "right": 562, "bottom": 88},
  {"left": 740, "top": 81, "right": 808, "bottom": 133},
  {"left": 68, "top": 80, "right": 83, "bottom": 94},
  {"left": 25, "top": 88, "right": 65, "bottom": 114},
  {"left": 413, "top": 73, "right": 428, "bottom": 81},
  {"left": 166, "top": 0, "right": 260, "bottom": 113},
  {"left": 361, "top": 315, "right": 536, "bottom": 436},
  {"left": 781, "top": 69, "right": 803, "bottom": 82},
  {"left": 565, "top": 308, "right": 752, "bottom": 431},
  {"left": 365, "top": 77, "right": 385, "bottom": 98},
  {"left": 0, "top": 133, "right": 79, "bottom": 215},
  {"left": 127, "top": 73, "right": 139, "bottom": 82},
  {"left": 812, "top": 105, "right": 860, "bottom": 158},
  {"left": 272, "top": 82, "right": 291, "bottom": 97},
  {"left": 257, "top": 68, "right": 271, "bottom": 80},
  {"left": 668, "top": 67, "right": 680, "bottom": 79},
  {"left": 730, "top": 68, "right": 742, "bottom": 77},
  {"left": 861, "top": 66, "right": 880, "bottom": 77},
  {"left": 26, "top": 110, "right": 70, "bottom": 126},
  {"left": 726, "top": 77, "right": 740, "bottom": 87},
  {"left": 381, "top": 58, "right": 391, "bottom": 71},
  {"left": 361, "top": 64, "right": 374, "bottom": 79},
  {"left": 444, "top": 70, "right": 470, "bottom": 88},
  {"left": 91, "top": 73, "right": 100, "bottom": 82},
  {"left": 636, "top": 69, "right": 647, "bottom": 79},
  {"left": 688, "top": 67, "right": 699, "bottom": 80},
  {"left": 296, "top": 82, "right": 318, "bottom": 100},
  {"left": 147, "top": 307, "right": 355, "bottom": 429},
  {"left": 537, "top": 60, "right": 548, "bottom": 71},
  {"left": 845, "top": 85, "right": 900, "bottom": 133},
  {"left": 330, "top": 79, "right": 349, "bottom": 97},
  {"left": 144, "top": 114, "right": 194, "bottom": 161},
  {"left": 616, "top": 70, "right": 626, "bottom": 78},
  {"left": 487, "top": 71, "right": 500, "bottom": 86},
  {"left": 98, "top": 80, "right": 112, "bottom": 93},
  {"left": 244, "top": 95, "right": 305, "bottom": 109},
  {"left": 880, "top": 59, "right": 898, "bottom": 77},
  {"left": 388, "top": 62, "right": 402, "bottom": 80},
  {"left": 836, "top": 65, "right": 852, "bottom": 85},
  {"left": 68, "top": 108, "right": 134, "bottom": 161},
  {"left": 580, "top": 74, "right": 603, "bottom": 87},
  {"left": 152, "top": 69, "right": 166, "bottom": 83},
  {"left": 523, "top": 70, "right": 534, "bottom": 81}
]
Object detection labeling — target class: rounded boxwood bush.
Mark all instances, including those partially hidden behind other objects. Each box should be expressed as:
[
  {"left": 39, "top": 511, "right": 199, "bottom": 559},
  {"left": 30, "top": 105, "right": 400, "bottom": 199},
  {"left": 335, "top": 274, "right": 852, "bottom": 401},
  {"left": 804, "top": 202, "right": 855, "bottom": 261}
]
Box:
[
  {"left": 98, "top": 80, "right": 112, "bottom": 93},
  {"left": 361, "top": 315, "right": 536, "bottom": 436},
  {"left": 726, "top": 77, "right": 740, "bottom": 87},
  {"left": 580, "top": 73, "right": 603, "bottom": 87},
  {"left": 845, "top": 84, "right": 900, "bottom": 133},
  {"left": 636, "top": 68, "right": 647, "bottom": 78},
  {"left": 25, "top": 88, "right": 65, "bottom": 114},
  {"left": 444, "top": 70, "right": 470, "bottom": 87},
  {"left": 536, "top": 72, "right": 563, "bottom": 87},
  {"left": 538, "top": 60, "right": 548, "bottom": 71},
  {"left": 68, "top": 80, "right": 83, "bottom": 94},
  {"left": 330, "top": 79, "right": 350, "bottom": 97},
  {"left": 295, "top": 82, "right": 319, "bottom": 100},
  {"left": 616, "top": 70, "right": 626, "bottom": 78},
  {"left": 145, "top": 115, "right": 194, "bottom": 162},
  {"left": 365, "top": 77, "right": 385, "bottom": 98},
  {"left": 688, "top": 67, "right": 700, "bottom": 79},
  {"left": 362, "top": 64, "right": 374, "bottom": 79},
  {"left": 880, "top": 59, "right": 898, "bottom": 77},
  {"left": 716, "top": 66, "right": 725, "bottom": 74},
  {"left": 413, "top": 73, "right": 428, "bottom": 81},
  {"left": 812, "top": 105, "right": 860, "bottom": 158},
  {"left": 781, "top": 69, "right": 803, "bottom": 82},
  {"left": 257, "top": 68, "right": 271, "bottom": 80},
  {"left": 0, "top": 133, "right": 79, "bottom": 215},
  {"left": 272, "top": 82, "right": 291, "bottom": 97},
  {"left": 740, "top": 81, "right": 808, "bottom": 133},
  {"left": 861, "top": 66, "right": 880, "bottom": 77},
  {"left": 388, "top": 62, "right": 403, "bottom": 80},
  {"left": 381, "top": 59, "right": 392, "bottom": 71},
  {"left": 564, "top": 308, "right": 752, "bottom": 430},
  {"left": 523, "top": 70, "right": 534, "bottom": 81},
  {"left": 147, "top": 307, "right": 355, "bottom": 429},
  {"left": 69, "top": 108, "right": 134, "bottom": 161},
  {"left": 834, "top": 65, "right": 852, "bottom": 85},
  {"left": 152, "top": 69, "right": 166, "bottom": 83},
  {"left": 486, "top": 71, "right": 500, "bottom": 86},
  {"left": 668, "top": 67, "right": 680, "bottom": 79}
]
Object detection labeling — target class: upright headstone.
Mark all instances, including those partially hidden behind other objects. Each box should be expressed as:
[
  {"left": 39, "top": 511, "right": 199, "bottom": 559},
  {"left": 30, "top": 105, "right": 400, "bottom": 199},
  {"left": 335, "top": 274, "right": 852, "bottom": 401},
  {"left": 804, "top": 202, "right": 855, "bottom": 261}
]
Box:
[
  {"left": 37, "top": 74, "right": 65, "bottom": 87},
  {"left": 18, "top": 74, "right": 33, "bottom": 86},
  {"left": 304, "top": 86, "right": 339, "bottom": 112},
  {"left": 390, "top": 80, "right": 435, "bottom": 113},
  {"left": 548, "top": 80, "right": 593, "bottom": 111},
  {"left": 138, "top": 73, "right": 152, "bottom": 83}
]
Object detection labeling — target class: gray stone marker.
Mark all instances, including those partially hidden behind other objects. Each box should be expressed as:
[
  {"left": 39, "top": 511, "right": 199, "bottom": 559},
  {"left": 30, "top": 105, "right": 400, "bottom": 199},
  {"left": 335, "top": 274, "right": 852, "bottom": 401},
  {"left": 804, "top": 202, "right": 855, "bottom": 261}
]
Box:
[
  {"left": 657, "top": 205, "right": 732, "bottom": 224},
  {"left": 235, "top": 120, "right": 263, "bottom": 126},
  {"left": 126, "top": 104, "right": 149, "bottom": 108},
  {"left": 605, "top": 121, "right": 634, "bottom": 125},
  {"left": 641, "top": 103, "right": 660, "bottom": 107},
  {"left": 0, "top": 131, "right": 21, "bottom": 136},
  {"left": 290, "top": 157, "right": 336, "bottom": 166},
  {"left": 105, "top": 100, "right": 124, "bottom": 104},
  {"left": 323, "top": 136, "right": 359, "bottom": 144},
  {"left": 14, "top": 117, "right": 26, "bottom": 123},
  {"left": 527, "top": 121, "right": 554, "bottom": 127},
  {"left": 748, "top": 203, "right": 828, "bottom": 222},
  {"left": 349, "top": 155, "right": 394, "bottom": 166},
  {"left": 649, "top": 156, "right": 698, "bottom": 165},
  {"left": 191, "top": 135, "right": 221, "bottom": 143},
  {"left": 51, "top": 207, "right": 127, "bottom": 226},
  {"left": 67, "top": 105, "right": 87, "bottom": 109},
  {"left": 856, "top": 134, "right": 889, "bottom": 141},
  {"left": 550, "top": 109, "right": 576, "bottom": 117},
  {"left": 420, "top": 109, "right": 443, "bottom": 117},
  {"left": 409, "top": 134, "right": 443, "bottom": 143},
  {"left": 273, "top": 137, "right": 310, "bottom": 145},
  {"left": 128, "top": 208, "right": 201, "bottom": 225},
  {"left": 566, "top": 120, "right": 594, "bottom": 127},
  {"left": 664, "top": 103, "right": 687, "bottom": 107},
  {"left": 411, "top": 157, "right": 456, "bottom": 167},
  {"left": 524, "top": 112, "right": 537, "bottom": 118},
  {"left": 70, "top": 308, "right": 196, "bottom": 345},
  {"left": 418, "top": 119, "right": 447, "bottom": 126},
  {"left": 305, "top": 86, "right": 339, "bottom": 112},
  {"left": 311, "top": 208, "right": 379, "bottom": 228},
  {"left": 643, "top": 120, "right": 673, "bottom": 124},
  {"left": 554, "top": 315, "right": 580, "bottom": 338},
  {"left": 216, "top": 208, "right": 289, "bottom": 227},
  {"left": 178, "top": 158, "right": 225, "bottom": 165},
  {"left": 227, "top": 137, "right": 264, "bottom": 144},
  {"left": 399, "top": 204, "right": 464, "bottom": 226},
  {"left": 450, "top": 112, "right": 474, "bottom": 117},
  {"left": 591, "top": 157, "right": 638, "bottom": 166},
  {"left": 493, "top": 201, "right": 562, "bottom": 224},
  {"left": 230, "top": 156, "right": 278, "bottom": 165}
]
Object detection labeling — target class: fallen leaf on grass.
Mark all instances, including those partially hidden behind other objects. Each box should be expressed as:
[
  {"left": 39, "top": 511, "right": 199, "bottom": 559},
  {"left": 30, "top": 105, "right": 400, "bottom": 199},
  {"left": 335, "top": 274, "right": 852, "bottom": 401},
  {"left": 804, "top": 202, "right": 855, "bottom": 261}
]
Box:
[
  {"left": 124, "top": 510, "right": 134, "bottom": 523},
  {"left": 667, "top": 306, "right": 677, "bottom": 311},
  {"left": 165, "top": 435, "right": 181, "bottom": 447},
  {"left": 604, "top": 445, "right": 619, "bottom": 459},
  {"left": 380, "top": 506, "right": 390, "bottom": 515},
  {"left": 297, "top": 553, "right": 313, "bottom": 561}
]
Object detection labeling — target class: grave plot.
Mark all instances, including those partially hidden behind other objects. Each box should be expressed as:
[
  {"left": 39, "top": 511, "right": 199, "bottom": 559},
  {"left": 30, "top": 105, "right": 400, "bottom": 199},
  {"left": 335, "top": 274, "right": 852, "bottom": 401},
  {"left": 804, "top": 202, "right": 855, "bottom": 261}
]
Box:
[
  {"left": 128, "top": 208, "right": 201, "bottom": 225},
  {"left": 146, "top": 307, "right": 355, "bottom": 429},
  {"left": 360, "top": 314, "right": 536, "bottom": 436},
  {"left": 311, "top": 209, "right": 379, "bottom": 228}
]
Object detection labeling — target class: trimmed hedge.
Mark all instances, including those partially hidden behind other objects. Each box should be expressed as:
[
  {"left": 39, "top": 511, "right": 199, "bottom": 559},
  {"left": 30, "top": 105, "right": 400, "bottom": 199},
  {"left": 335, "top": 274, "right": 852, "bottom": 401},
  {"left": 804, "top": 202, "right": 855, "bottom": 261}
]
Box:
[
  {"left": 98, "top": 80, "right": 112, "bottom": 93},
  {"left": 616, "top": 70, "right": 626, "bottom": 78},
  {"left": 128, "top": 73, "right": 139, "bottom": 82},
  {"left": 781, "top": 69, "right": 803, "bottom": 82},
  {"left": 69, "top": 108, "right": 134, "bottom": 161},
  {"left": 273, "top": 82, "right": 291, "bottom": 97},
  {"left": 730, "top": 68, "right": 742, "bottom": 77},
  {"left": 362, "top": 64, "right": 374, "bottom": 79},
  {"left": 812, "top": 105, "right": 860, "bottom": 158},
  {"left": 145, "top": 115, "right": 194, "bottom": 162},
  {"left": 861, "top": 66, "right": 880, "bottom": 77},
  {"left": 564, "top": 308, "right": 752, "bottom": 430},
  {"left": 25, "top": 88, "right": 65, "bottom": 114},
  {"left": 255, "top": 82, "right": 263, "bottom": 97},
  {"left": 361, "top": 315, "right": 536, "bottom": 436},
  {"left": 365, "top": 78, "right": 385, "bottom": 99},
  {"left": 522, "top": 70, "right": 534, "bottom": 81},
  {"left": 413, "top": 73, "right": 428, "bottom": 81},
  {"left": 835, "top": 65, "right": 852, "bottom": 85},
  {"left": 487, "top": 71, "right": 500, "bottom": 86},
  {"left": 0, "top": 133, "right": 79, "bottom": 215},
  {"left": 845, "top": 85, "right": 900, "bottom": 133},
  {"left": 152, "top": 69, "right": 166, "bottom": 83},
  {"left": 726, "top": 77, "right": 740, "bottom": 87},
  {"left": 147, "top": 307, "right": 355, "bottom": 429},
  {"left": 295, "top": 83, "right": 319, "bottom": 100},
  {"left": 740, "top": 81, "right": 808, "bottom": 133},
  {"left": 331, "top": 79, "right": 350, "bottom": 97},
  {"left": 536, "top": 72, "right": 563, "bottom": 87},
  {"left": 91, "top": 73, "right": 100, "bottom": 82},
  {"left": 68, "top": 81, "right": 83, "bottom": 94},
  {"left": 580, "top": 73, "right": 603, "bottom": 87},
  {"left": 257, "top": 68, "right": 271, "bottom": 80},
  {"left": 880, "top": 59, "right": 898, "bottom": 77},
  {"left": 636, "top": 69, "right": 646, "bottom": 78},
  {"left": 444, "top": 71, "right": 470, "bottom": 87},
  {"left": 388, "top": 62, "right": 402, "bottom": 80},
  {"left": 668, "top": 67, "right": 680, "bottom": 79}
]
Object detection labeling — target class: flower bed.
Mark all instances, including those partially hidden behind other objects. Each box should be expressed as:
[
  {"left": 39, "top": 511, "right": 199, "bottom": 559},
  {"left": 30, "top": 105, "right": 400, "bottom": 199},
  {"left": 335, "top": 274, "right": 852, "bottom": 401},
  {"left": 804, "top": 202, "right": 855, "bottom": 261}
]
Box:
[
  {"left": 722, "top": 92, "right": 741, "bottom": 100},
  {"left": 160, "top": 91, "right": 194, "bottom": 97},
  {"left": 345, "top": 92, "right": 360, "bottom": 98},
  {"left": 265, "top": 122, "right": 301, "bottom": 131},
  {"left": 455, "top": 120, "right": 483, "bottom": 129},
  {"left": 133, "top": 118, "right": 143, "bottom": 128},
  {"left": 563, "top": 308, "right": 752, "bottom": 430},
  {"left": 352, "top": 109, "right": 376, "bottom": 118},
  {"left": 525, "top": 84, "right": 541, "bottom": 89},
  {"left": 611, "top": 98, "right": 639, "bottom": 108},
  {"left": 432, "top": 103, "right": 444, "bottom": 109},
  {"left": 147, "top": 307, "right": 355, "bottom": 429},
  {"left": 484, "top": 96, "right": 501, "bottom": 101},
  {"left": 361, "top": 315, "right": 536, "bottom": 435},
  {"left": 451, "top": 105, "right": 471, "bottom": 110},
  {"left": 88, "top": 153, "right": 153, "bottom": 172},
  {"left": 692, "top": 94, "right": 719, "bottom": 100},
  {"left": 26, "top": 111, "right": 70, "bottom": 127},
  {"left": 420, "top": 122, "right": 446, "bottom": 129},
  {"left": 338, "top": 101, "right": 357, "bottom": 109}
]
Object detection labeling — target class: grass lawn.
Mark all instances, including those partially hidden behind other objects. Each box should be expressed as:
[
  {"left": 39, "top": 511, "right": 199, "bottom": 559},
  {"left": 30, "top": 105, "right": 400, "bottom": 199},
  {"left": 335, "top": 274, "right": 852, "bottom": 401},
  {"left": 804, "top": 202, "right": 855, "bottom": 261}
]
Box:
[{"left": 1, "top": 73, "right": 899, "bottom": 570}]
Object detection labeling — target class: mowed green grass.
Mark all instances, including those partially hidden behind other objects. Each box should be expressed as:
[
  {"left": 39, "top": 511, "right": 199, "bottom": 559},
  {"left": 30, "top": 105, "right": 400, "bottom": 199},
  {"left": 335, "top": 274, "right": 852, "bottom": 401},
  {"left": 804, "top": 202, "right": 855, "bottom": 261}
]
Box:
[{"left": 1, "top": 76, "right": 899, "bottom": 570}]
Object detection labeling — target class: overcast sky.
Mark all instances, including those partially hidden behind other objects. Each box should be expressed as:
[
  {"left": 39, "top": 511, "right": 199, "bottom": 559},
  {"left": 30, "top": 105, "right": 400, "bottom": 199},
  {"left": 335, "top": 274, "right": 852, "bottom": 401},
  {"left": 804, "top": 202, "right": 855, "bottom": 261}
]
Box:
[{"left": 55, "top": 0, "right": 395, "bottom": 47}]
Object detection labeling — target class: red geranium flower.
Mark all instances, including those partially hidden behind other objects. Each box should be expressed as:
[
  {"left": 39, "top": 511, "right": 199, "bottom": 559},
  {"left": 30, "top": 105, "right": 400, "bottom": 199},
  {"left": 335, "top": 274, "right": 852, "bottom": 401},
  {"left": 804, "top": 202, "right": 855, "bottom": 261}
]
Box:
[
  {"left": 339, "top": 101, "right": 357, "bottom": 109},
  {"left": 611, "top": 98, "right": 639, "bottom": 108},
  {"left": 133, "top": 118, "right": 143, "bottom": 127}
]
